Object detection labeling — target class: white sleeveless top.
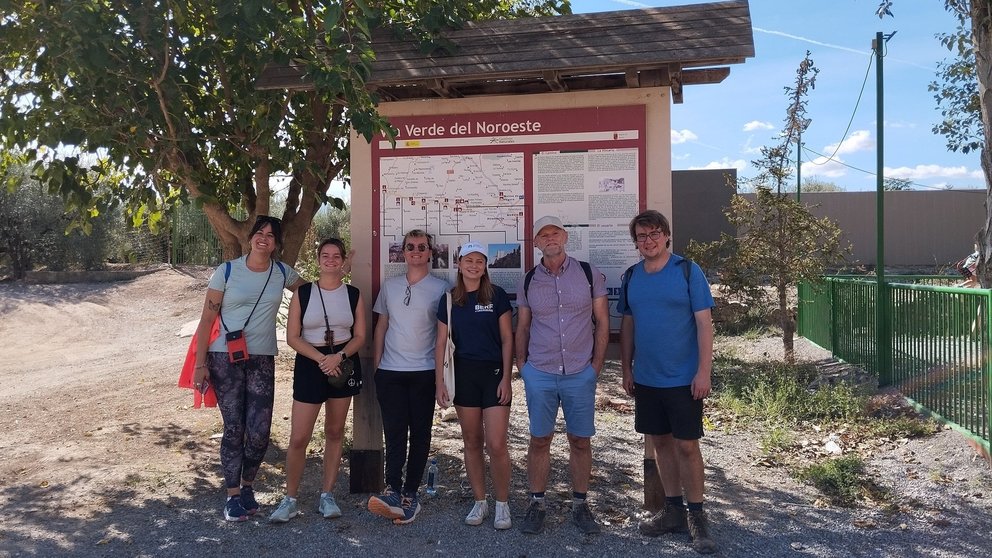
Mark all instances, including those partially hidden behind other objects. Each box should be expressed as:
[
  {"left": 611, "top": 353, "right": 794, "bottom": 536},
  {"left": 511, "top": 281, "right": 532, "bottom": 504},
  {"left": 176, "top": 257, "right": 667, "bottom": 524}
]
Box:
[{"left": 301, "top": 282, "right": 353, "bottom": 347}]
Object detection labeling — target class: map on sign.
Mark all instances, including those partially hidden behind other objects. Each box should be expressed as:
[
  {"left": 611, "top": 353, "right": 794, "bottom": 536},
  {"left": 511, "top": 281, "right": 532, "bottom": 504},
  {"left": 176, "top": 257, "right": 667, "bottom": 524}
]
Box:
[{"left": 378, "top": 153, "right": 526, "bottom": 292}]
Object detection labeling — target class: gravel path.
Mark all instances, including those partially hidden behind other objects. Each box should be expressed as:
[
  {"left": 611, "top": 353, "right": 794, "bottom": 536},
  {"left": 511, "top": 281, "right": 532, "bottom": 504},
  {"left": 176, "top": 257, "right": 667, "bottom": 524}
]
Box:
[{"left": 1, "top": 270, "right": 990, "bottom": 557}]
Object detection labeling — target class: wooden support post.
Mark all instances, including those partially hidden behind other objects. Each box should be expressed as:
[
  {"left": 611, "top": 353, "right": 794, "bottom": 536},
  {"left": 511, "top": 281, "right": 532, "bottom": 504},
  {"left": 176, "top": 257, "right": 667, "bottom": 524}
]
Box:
[
  {"left": 350, "top": 356, "right": 384, "bottom": 494},
  {"left": 643, "top": 436, "right": 663, "bottom": 512}
]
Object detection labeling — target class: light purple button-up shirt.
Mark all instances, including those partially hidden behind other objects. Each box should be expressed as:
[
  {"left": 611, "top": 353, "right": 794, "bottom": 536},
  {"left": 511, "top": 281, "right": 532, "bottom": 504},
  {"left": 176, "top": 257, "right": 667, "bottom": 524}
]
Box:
[{"left": 517, "top": 256, "right": 607, "bottom": 374}]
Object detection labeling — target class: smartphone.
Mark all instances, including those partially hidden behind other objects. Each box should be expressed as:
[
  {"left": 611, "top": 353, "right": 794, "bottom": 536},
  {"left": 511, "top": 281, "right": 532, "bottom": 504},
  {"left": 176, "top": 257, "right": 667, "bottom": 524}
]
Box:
[{"left": 198, "top": 379, "right": 210, "bottom": 395}]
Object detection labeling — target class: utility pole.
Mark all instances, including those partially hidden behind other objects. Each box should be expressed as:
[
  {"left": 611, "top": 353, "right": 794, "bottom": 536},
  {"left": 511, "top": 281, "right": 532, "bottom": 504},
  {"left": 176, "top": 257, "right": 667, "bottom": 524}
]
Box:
[
  {"left": 874, "top": 30, "right": 894, "bottom": 386},
  {"left": 796, "top": 132, "right": 802, "bottom": 201}
]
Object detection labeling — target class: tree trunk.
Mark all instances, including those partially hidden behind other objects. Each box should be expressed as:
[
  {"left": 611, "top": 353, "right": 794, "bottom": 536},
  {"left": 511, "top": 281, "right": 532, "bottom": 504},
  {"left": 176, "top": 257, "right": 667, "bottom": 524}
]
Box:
[{"left": 971, "top": 2, "right": 992, "bottom": 286}]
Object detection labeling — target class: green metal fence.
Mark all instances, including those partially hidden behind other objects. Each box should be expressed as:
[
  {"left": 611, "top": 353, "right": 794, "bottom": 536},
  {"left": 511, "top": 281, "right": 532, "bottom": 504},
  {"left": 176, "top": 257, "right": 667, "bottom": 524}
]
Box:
[
  {"left": 169, "top": 205, "right": 223, "bottom": 265},
  {"left": 799, "top": 276, "right": 991, "bottom": 454}
]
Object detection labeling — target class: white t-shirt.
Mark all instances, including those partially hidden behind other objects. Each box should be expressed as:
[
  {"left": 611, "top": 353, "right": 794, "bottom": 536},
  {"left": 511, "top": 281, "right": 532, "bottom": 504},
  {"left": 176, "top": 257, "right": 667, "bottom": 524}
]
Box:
[
  {"left": 373, "top": 273, "right": 449, "bottom": 371},
  {"left": 206, "top": 257, "right": 300, "bottom": 356},
  {"left": 301, "top": 282, "right": 354, "bottom": 347}
]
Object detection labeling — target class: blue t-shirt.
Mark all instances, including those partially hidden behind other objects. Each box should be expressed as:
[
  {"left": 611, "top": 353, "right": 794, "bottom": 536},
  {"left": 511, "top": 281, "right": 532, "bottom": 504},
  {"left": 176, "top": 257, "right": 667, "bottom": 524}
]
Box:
[
  {"left": 615, "top": 254, "right": 714, "bottom": 388},
  {"left": 437, "top": 286, "right": 512, "bottom": 363}
]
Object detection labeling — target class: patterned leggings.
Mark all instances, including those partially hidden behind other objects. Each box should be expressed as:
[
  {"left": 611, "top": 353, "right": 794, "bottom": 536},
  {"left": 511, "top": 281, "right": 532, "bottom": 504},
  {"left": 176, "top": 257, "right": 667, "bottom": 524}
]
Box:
[{"left": 207, "top": 353, "right": 275, "bottom": 489}]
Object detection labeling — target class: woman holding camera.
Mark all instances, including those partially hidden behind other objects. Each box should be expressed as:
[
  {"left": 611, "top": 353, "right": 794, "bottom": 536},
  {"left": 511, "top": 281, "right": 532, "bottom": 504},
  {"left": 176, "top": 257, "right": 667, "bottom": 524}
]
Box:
[
  {"left": 269, "top": 238, "right": 367, "bottom": 523},
  {"left": 192, "top": 215, "right": 304, "bottom": 522}
]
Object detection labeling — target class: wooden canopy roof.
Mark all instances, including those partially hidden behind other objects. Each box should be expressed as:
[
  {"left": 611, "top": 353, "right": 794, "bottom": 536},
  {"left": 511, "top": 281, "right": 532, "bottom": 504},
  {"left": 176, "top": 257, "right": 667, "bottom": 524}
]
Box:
[{"left": 256, "top": 0, "right": 754, "bottom": 104}]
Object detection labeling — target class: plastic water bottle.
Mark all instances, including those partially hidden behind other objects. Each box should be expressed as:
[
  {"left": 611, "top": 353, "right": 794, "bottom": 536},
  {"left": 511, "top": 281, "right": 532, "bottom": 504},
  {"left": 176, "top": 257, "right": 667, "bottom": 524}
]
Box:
[{"left": 425, "top": 458, "right": 438, "bottom": 495}]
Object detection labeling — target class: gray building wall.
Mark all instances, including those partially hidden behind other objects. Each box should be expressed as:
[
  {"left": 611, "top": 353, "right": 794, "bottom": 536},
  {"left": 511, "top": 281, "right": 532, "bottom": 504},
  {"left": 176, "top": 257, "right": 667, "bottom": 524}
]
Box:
[
  {"left": 671, "top": 169, "right": 737, "bottom": 255},
  {"left": 672, "top": 169, "right": 985, "bottom": 268}
]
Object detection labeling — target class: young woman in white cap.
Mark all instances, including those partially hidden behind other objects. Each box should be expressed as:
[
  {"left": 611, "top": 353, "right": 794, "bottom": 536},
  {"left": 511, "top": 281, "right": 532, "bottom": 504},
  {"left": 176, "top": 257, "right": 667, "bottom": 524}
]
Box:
[{"left": 435, "top": 241, "right": 514, "bottom": 529}]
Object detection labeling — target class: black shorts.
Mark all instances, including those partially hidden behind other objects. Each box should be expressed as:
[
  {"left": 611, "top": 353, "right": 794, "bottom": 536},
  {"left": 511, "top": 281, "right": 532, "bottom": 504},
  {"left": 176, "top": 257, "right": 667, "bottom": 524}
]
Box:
[
  {"left": 293, "top": 343, "right": 362, "bottom": 404},
  {"left": 633, "top": 383, "right": 704, "bottom": 440},
  {"left": 452, "top": 358, "right": 509, "bottom": 409}
]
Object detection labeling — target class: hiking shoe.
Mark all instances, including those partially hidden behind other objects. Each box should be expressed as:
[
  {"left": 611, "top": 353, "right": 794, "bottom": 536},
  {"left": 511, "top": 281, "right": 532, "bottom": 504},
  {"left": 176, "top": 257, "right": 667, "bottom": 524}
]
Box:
[
  {"left": 268, "top": 496, "right": 299, "bottom": 523},
  {"left": 239, "top": 485, "right": 259, "bottom": 515},
  {"left": 520, "top": 499, "right": 546, "bottom": 534},
  {"left": 572, "top": 500, "right": 601, "bottom": 535},
  {"left": 465, "top": 500, "right": 488, "bottom": 526},
  {"left": 318, "top": 492, "right": 342, "bottom": 519},
  {"left": 368, "top": 487, "right": 404, "bottom": 520},
  {"left": 393, "top": 494, "right": 421, "bottom": 525},
  {"left": 224, "top": 496, "right": 249, "bottom": 522},
  {"left": 639, "top": 503, "right": 688, "bottom": 536},
  {"left": 494, "top": 500, "right": 512, "bottom": 530},
  {"left": 687, "top": 509, "right": 718, "bottom": 554}
]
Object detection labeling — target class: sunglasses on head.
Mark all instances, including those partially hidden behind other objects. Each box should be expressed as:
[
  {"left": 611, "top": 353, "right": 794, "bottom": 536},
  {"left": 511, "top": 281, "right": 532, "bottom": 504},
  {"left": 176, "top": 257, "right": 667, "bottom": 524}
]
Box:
[{"left": 405, "top": 243, "right": 429, "bottom": 252}]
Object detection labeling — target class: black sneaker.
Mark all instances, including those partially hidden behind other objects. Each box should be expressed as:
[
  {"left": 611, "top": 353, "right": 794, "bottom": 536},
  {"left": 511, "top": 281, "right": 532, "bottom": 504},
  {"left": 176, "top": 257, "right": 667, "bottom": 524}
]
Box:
[
  {"left": 224, "top": 496, "right": 249, "bottom": 522},
  {"left": 639, "top": 504, "right": 687, "bottom": 536},
  {"left": 687, "top": 509, "right": 718, "bottom": 554},
  {"left": 240, "top": 486, "right": 259, "bottom": 515},
  {"left": 571, "top": 501, "right": 601, "bottom": 535},
  {"left": 520, "top": 499, "right": 546, "bottom": 535}
]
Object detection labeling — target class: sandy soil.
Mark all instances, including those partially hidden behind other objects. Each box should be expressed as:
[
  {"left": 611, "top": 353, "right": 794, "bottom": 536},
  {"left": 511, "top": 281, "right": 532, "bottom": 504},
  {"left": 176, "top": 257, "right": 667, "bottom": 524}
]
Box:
[{"left": 1, "top": 269, "right": 990, "bottom": 558}]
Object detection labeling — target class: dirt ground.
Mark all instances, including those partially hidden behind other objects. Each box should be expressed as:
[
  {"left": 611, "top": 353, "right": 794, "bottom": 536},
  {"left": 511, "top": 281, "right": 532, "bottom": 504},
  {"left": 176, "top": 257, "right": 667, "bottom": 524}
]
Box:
[{"left": 1, "top": 268, "right": 991, "bottom": 558}]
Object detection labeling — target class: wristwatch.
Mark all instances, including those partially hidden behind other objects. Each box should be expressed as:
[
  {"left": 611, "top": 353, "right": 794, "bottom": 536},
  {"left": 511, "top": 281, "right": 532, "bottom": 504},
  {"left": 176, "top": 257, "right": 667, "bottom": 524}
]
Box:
[{"left": 339, "top": 351, "right": 348, "bottom": 360}]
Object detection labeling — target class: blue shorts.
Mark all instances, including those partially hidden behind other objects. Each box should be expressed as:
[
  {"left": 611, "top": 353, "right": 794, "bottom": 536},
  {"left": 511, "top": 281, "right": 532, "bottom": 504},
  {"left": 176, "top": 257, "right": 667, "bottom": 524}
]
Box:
[{"left": 521, "top": 362, "right": 596, "bottom": 438}]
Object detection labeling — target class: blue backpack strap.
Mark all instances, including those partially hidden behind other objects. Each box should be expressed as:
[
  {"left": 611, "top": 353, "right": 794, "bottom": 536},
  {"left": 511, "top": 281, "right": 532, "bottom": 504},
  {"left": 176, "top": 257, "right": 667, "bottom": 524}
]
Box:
[
  {"left": 224, "top": 261, "right": 232, "bottom": 283},
  {"left": 276, "top": 261, "right": 287, "bottom": 287}
]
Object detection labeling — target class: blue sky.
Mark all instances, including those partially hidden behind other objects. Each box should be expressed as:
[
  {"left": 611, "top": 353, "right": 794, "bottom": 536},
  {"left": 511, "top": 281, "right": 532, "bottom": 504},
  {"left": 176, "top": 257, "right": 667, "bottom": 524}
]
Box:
[{"left": 573, "top": 0, "right": 982, "bottom": 191}]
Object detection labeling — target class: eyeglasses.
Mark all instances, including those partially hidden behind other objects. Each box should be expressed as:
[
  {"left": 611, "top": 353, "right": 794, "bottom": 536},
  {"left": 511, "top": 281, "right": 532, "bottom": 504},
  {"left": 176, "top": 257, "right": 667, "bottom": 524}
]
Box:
[
  {"left": 405, "top": 243, "right": 429, "bottom": 252},
  {"left": 635, "top": 230, "right": 665, "bottom": 243},
  {"left": 403, "top": 285, "right": 412, "bottom": 306}
]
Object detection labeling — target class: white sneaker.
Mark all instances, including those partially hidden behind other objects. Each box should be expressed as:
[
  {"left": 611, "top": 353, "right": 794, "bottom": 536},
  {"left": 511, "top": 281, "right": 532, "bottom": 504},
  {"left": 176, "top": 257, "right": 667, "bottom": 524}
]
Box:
[
  {"left": 494, "top": 500, "right": 511, "bottom": 530},
  {"left": 268, "top": 495, "right": 299, "bottom": 523},
  {"left": 465, "top": 499, "right": 488, "bottom": 526}
]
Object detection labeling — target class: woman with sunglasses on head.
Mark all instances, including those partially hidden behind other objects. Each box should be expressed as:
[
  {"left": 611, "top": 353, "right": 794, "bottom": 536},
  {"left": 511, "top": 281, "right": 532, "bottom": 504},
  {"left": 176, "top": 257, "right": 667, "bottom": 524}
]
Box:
[
  {"left": 192, "top": 215, "right": 305, "bottom": 522},
  {"left": 367, "top": 229, "right": 449, "bottom": 525},
  {"left": 435, "top": 242, "right": 514, "bottom": 529},
  {"left": 268, "top": 238, "right": 367, "bottom": 523}
]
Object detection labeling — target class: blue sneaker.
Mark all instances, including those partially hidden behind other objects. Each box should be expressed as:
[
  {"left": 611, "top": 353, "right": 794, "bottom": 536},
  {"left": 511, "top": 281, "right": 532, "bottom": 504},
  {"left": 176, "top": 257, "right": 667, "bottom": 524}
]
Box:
[
  {"left": 240, "top": 486, "right": 259, "bottom": 515},
  {"left": 393, "top": 494, "right": 421, "bottom": 525},
  {"left": 224, "top": 496, "right": 249, "bottom": 522},
  {"left": 367, "top": 487, "right": 404, "bottom": 519}
]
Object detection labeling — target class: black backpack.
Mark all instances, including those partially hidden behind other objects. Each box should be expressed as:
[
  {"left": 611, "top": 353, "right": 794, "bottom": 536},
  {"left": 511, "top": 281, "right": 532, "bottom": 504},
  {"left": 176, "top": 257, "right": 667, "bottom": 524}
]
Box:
[
  {"left": 620, "top": 258, "right": 693, "bottom": 311},
  {"left": 523, "top": 259, "right": 595, "bottom": 299},
  {"left": 296, "top": 282, "right": 360, "bottom": 334}
]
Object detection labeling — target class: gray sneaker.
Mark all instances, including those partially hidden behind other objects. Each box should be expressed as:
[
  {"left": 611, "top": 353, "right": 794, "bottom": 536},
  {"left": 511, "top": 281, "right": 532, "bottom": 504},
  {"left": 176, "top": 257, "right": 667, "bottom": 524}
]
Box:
[
  {"left": 687, "top": 509, "right": 718, "bottom": 554},
  {"left": 268, "top": 496, "right": 299, "bottom": 523},
  {"left": 639, "top": 503, "right": 688, "bottom": 536},
  {"left": 520, "top": 499, "right": 546, "bottom": 535},
  {"left": 571, "top": 500, "right": 601, "bottom": 535},
  {"left": 318, "top": 492, "right": 342, "bottom": 519}
]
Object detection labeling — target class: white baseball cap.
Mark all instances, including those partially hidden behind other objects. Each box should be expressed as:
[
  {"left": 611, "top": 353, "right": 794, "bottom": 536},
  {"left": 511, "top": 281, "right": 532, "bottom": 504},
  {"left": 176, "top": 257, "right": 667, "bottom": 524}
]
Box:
[
  {"left": 533, "top": 215, "right": 566, "bottom": 237},
  {"left": 458, "top": 241, "right": 487, "bottom": 259}
]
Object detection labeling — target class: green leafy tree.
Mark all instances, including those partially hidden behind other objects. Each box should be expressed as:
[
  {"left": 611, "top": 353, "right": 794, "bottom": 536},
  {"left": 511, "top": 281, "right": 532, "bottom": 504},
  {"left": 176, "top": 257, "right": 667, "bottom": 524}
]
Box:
[
  {"left": 0, "top": 0, "right": 568, "bottom": 265},
  {"left": 883, "top": 177, "right": 913, "bottom": 191},
  {"left": 797, "top": 177, "right": 844, "bottom": 193},
  {"left": 687, "top": 53, "right": 850, "bottom": 363},
  {"left": 878, "top": 1, "right": 992, "bottom": 285}
]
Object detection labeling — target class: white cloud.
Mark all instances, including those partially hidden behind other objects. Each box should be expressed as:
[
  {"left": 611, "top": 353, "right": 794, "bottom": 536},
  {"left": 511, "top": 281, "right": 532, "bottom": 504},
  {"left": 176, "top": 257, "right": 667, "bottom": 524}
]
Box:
[
  {"left": 671, "top": 129, "right": 698, "bottom": 144},
  {"left": 884, "top": 120, "right": 916, "bottom": 129},
  {"left": 688, "top": 158, "right": 748, "bottom": 173},
  {"left": 801, "top": 156, "right": 847, "bottom": 178},
  {"left": 742, "top": 120, "right": 774, "bottom": 132},
  {"left": 741, "top": 137, "right": 762, "bottom": 155},
  {"left": 823, "top": 130, "right": 873, "bottom": 155},
  {"left": 885, "top": 164, "right": 975, "bottom": 180}
]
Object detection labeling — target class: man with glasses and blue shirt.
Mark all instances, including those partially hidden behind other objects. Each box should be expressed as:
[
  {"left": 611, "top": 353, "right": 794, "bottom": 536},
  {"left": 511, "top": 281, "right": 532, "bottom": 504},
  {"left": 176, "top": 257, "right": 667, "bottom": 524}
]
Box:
[
  {"left": 368, "top": 229, "right": 450, "bottom": 525},
  {"left": 617, "top": 209, "right": 717, "bottom": 554},
  {"left": 515, "top": 215, "right": 610, "bottom": 536}
]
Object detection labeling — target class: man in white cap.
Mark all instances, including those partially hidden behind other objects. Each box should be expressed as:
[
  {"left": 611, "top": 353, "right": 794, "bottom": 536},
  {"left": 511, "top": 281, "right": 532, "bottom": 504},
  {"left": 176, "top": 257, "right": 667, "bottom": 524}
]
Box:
[{"left": 515, "top": 215, "right": 609, "bottom": 535}]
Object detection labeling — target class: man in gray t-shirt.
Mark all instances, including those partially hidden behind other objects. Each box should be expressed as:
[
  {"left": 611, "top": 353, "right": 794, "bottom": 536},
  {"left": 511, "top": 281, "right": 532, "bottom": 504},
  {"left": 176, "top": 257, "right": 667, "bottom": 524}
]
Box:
[{"left": 367, "top": 229, "right": 449, "bottom": 526}]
